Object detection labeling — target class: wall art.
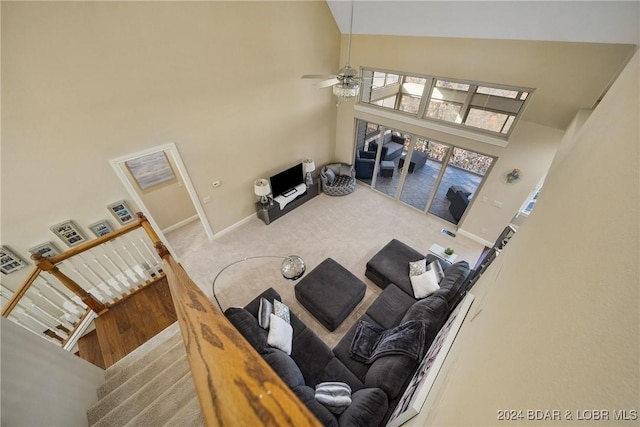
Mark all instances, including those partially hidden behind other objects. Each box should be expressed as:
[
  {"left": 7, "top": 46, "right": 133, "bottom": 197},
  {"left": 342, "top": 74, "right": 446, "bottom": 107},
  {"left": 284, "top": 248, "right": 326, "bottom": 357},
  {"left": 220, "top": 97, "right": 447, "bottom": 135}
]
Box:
[
  {"left": 1, "top": 245, "right": 28, "bottom": 274},
  {"left": 107, "top": 200, "right": 135, "bottom": 225},
  {"left": 50, "top": 220, "right": 88, "bottom": 247}
]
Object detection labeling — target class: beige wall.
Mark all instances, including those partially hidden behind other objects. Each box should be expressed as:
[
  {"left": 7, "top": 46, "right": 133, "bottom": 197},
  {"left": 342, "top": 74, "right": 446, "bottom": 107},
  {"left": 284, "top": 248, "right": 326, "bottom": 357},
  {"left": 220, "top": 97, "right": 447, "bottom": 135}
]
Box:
[
  {"left": 1, "top": 1, "right": 340, "bottom": 289},
  {"left": 408, "top": 50, "right": 639, "bottom": 427},
  {"left": 120, "top": 150, "right": 196, "bottom": 231}
]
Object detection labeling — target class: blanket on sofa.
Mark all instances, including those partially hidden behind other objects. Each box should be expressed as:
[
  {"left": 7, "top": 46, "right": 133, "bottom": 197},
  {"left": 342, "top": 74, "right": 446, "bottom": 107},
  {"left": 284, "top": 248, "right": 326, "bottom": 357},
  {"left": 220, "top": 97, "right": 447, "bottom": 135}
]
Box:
[{"left": 349, "top": 320, "right": 426, "bottom": 364}]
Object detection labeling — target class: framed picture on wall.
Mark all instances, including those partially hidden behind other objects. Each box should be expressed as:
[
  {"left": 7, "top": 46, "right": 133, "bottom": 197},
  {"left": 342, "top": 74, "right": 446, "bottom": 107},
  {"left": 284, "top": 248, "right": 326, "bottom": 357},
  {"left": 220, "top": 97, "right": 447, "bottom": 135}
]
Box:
[
  {"left": 107, "top": 200, "right": 135, "bottom": 225},
  {"left": 89, "top": 220, "right": 114, "bottom": 237},
  {"left": 1, "top": 245, "right": 27, "bottom": 274},
  {"left": 50, "top": 220, "right": 88, "bottom": 247},
  {"left": 29, "top": 241, "right": 61, "bottom": 259},
  {"left": 125, "top": 151, "right": 176, "bottom": 190}
]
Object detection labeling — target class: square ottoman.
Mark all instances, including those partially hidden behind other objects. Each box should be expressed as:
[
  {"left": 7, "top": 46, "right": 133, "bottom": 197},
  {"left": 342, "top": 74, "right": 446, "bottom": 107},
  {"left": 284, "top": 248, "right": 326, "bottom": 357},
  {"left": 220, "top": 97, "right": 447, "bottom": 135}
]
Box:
[
  {"left": 380, "top": 161, "right": 395, "bottom": 178},
  {"left": 295, "top": 258, "right": 366, "bottom": 331}
]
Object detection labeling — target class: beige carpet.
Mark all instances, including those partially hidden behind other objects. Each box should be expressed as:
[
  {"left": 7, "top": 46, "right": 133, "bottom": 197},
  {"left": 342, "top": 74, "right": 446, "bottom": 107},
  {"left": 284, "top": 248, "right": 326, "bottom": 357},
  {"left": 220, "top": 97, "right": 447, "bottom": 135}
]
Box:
[{"left": 166, "top": 184, "right": 484, "bottom": 348}]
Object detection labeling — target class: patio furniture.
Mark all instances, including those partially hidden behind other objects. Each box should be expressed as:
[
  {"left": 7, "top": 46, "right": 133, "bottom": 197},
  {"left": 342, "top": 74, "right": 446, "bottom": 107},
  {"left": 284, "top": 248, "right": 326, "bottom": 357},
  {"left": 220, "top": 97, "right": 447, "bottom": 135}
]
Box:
[
  {"left": 368, "top": 133, "right": 406, "bottom": 162},
  {"left": 380, "top": 160, "right": 395, "bottom": 178},
  {"left": 355, "top": 150, "right": 376, "bottom": 180},
  {"left": 398, "top": 150, "right": 428, "bottom": 173}
]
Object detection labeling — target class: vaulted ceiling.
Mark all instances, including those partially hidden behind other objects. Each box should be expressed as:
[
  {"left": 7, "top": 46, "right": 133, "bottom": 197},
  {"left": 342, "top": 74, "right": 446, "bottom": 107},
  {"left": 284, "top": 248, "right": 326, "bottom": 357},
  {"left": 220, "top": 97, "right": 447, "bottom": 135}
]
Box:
[{"left": 327, "top": 1, "right": 639, "bottom": 45}]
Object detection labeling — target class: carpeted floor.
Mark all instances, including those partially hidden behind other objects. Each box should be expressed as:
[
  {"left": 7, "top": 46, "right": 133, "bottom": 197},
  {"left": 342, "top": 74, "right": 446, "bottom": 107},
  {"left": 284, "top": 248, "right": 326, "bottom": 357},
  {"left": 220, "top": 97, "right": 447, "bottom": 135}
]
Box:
[{"left": 166, "top": 184, "right": 484, "bottom": 348}]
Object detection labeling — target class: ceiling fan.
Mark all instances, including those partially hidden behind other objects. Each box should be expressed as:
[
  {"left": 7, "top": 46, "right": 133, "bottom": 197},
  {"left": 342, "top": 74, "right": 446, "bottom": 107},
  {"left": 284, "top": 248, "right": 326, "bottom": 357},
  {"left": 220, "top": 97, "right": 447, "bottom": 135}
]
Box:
[{"left": 302, "top": 0, "right": 361, "bottom": 105}]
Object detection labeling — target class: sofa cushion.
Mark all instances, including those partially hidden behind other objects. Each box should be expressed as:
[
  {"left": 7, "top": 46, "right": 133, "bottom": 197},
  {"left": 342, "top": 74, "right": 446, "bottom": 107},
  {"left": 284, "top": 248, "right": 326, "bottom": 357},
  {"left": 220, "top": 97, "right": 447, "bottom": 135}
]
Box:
[
  {"left": 333, "top": 314, "right": 378, "bottom": 382},
  {"left": 262, "top": 348, "right": 305, "bottom": 389},
  {"left": 293, "top": 385, "right": 339, "bottom": 427},
  {"left": 408, "top": 258, "right": 427, "bottom": 277},
  {"left": 439, "top": 261, "right": 471, "bottom": 304},
  {"left": 364, "top": 353, "right": 419, "bottom": 399},
  {"left": 291, "top": 327, "right": 334, "bottom": 386},
  {"left": 359, "top": 150, "right": 376, "bottom": 159},
  {"left": 316, "top": 357, "right": 365, "bottom": 393},
  {"left": 224, "top": 307, "right": 269, "bottom": 353},
  {"left": 401, "top": 295, "right": 449, "bottom": 346},
  {"left": 365, "top": 239, "right": 425, "bottom": 295},
  {"left": 366, "top": 284, "right": 416, "bottom": 330},
  {"left": 244, "top": 287, "right": 281, "bottom": 318},
  {"left": 427, "top": 259, "right": 445, "bottom": 283},
  {"left": 325, "top": 168, "right": 336, "bottom": 184},
  {"left": 350, "top": 320, "right": 426, "bottom": 364},
  {"left": 338, "top": 388, "right": 388, "bottom": 427}
]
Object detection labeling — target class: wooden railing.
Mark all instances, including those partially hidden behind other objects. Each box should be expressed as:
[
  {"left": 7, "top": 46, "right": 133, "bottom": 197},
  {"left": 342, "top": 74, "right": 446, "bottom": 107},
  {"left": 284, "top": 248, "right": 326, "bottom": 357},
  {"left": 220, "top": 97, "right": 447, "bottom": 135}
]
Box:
[
  {"left": 155, "top": 243, "right": 321, "bottom": 426},
  {"left": 1, "top": 214, "right": 164, "bottom": 349}
]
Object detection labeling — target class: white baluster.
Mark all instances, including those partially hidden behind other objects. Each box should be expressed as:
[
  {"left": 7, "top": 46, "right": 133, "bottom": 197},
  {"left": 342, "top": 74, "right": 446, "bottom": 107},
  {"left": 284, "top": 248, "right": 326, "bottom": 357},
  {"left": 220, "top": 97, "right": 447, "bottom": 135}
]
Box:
[
  {"left": 102, "top": 251, "right": 132, "bottom": 290},
  {"left": 90, "top": 252, "right": 124, "bottom": 293},
  {"left": 122, "top": 238, "right": 152, "bottom": 282},
  {"left": 109, "top": 240, "right": 144, "bottom": 285},
  {"left": 36, "top": 278, "right": 86, "bottom": 313},
  {"left": 131, "top": 239, "right": 157, "bottom": 278},
  {"left": 139, "top": 235, "right": 163, "bottom": 274},
  {"left": 14, "top": 305, "right": 67, "bottom": 340},
  {"left": 33, "top": 287, "right": 80, "bottom": 324},
  {"left": 9, "top": 315, "right": 62, "bottom": 346},
  {"left": 74, "top": 254, "right": 116, "bottom": 302},
  {"left": 23, "top": 296, "right": 74, "bottom": 330}
]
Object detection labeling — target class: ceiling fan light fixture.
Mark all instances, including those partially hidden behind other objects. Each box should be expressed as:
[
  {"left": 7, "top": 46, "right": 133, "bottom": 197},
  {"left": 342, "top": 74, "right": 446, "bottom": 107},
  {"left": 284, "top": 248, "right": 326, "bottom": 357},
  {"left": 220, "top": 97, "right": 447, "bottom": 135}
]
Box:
[{"left": 332, "top": 83, "right": 360, "bottom": 99}]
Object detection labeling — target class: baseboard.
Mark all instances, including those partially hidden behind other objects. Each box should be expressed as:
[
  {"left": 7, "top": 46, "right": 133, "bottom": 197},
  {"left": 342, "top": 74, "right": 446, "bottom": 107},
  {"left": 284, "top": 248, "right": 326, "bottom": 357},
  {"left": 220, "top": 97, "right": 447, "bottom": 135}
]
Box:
[
  {"left": 212, "top": 214, "right": 256, "bottom": 240},
  {"left": 162, "top": 215, "right": 200, "bottom": 234},
  {"left": 456, "top": 228, "right": 494, "bottom": 248}
]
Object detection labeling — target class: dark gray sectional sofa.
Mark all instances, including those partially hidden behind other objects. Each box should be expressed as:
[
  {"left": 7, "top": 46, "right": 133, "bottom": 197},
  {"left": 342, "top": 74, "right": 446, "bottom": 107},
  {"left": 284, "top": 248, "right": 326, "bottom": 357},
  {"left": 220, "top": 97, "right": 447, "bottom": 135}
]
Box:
[{"left": 225, "top": 239, "right": 471, "bottom": 426}]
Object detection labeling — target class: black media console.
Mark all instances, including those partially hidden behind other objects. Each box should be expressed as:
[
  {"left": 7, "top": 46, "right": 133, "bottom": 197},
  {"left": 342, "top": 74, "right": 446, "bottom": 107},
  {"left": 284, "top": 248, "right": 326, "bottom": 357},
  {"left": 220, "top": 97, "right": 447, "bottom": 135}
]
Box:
[{"left": 256, "top": 181, "right": 319, "bottom": 225}]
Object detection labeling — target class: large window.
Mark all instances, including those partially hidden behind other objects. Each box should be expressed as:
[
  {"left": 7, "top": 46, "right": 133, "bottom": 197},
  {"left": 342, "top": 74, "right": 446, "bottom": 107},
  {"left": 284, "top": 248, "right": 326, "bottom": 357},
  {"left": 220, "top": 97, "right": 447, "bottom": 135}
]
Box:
[{"left": 361, "top": 69, "right": 533, "bottom": 138}]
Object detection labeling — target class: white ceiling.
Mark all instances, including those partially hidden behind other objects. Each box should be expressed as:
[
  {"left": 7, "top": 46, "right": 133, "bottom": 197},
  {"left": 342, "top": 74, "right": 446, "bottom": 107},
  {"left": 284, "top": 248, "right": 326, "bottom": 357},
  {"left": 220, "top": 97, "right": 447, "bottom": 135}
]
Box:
[{"left": 327, "top": 1, "right": 640, "bottom": 45}]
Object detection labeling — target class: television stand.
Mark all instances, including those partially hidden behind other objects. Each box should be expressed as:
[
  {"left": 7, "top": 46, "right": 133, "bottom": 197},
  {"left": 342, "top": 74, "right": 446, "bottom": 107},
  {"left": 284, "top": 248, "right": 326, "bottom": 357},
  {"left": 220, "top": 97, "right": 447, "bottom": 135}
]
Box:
[{"left": 256, "top": 181, "right": 319, "bottom": 225}]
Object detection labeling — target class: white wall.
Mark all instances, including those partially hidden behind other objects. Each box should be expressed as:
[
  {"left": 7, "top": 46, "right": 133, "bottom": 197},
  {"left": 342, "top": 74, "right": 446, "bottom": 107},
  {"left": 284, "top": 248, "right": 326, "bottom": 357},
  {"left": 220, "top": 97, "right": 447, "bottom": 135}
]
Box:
[
  {"left": 408, "top": 49, "right": 639, "bottom": 427},
  {"left": 1, "top": 317, "right": 105, "bottom": 426}
]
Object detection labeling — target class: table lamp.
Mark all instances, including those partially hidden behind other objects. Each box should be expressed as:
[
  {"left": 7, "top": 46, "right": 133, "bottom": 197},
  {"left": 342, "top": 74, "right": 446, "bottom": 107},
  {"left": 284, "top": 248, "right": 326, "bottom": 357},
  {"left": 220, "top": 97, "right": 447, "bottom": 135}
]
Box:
[
  {"left": 254, "top": 178, "right": 271, "bottom": 206},
  {"left": 302, "top": 159, "right": 316, "bottom": 187}
]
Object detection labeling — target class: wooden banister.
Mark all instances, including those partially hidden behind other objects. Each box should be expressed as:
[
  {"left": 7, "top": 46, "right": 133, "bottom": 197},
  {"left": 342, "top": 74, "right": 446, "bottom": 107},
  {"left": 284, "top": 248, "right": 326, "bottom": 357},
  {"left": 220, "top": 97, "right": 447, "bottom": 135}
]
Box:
[
  {"left": 157, "top": 244, "right": 321, "bottom": 427},
  {"left": 33, "top": 255, "right": 107, "bottom": 314},
  {"left": 1, "top": 267, "right": 42, "bottom": 317}
]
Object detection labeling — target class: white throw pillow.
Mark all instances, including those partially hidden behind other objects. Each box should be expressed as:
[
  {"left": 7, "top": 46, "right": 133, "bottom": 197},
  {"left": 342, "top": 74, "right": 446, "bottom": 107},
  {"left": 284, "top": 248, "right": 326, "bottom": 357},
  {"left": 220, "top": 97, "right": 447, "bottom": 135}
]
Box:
[
  {"left": 267, "top": 314, "right": 293, "bottom": 355},
  {"left": 408, "top": 258, "right": 427, "bottom": 277},
  {"left": 410, "top": 268, "right": 440, "bottom": 299}
]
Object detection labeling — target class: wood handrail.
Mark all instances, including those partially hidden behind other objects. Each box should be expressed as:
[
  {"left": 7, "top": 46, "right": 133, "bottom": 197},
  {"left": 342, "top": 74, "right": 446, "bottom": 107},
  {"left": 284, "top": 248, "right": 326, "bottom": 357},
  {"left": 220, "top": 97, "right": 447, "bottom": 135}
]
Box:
[
  {"left": 2, "top": 213, "right": 155, "bottom": 319},
  {"left": 1, "top": 267, "right": 42, "bottom": 317},
  {"left": 47, "top": 216, "right": 145, "bottom": 264},
  {"left": 157, "top": 244, "right": 321, "bottom": 427}
]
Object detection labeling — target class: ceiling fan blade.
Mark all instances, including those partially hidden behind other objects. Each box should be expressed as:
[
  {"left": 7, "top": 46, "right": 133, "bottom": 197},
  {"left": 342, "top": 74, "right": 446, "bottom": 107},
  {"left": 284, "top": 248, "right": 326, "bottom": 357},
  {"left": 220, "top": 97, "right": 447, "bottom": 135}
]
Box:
[
  {"left": 301, "top": 74, "right": 337, "bottom": 80},
  {"left": 316, "top": 78, "right": 340, "bottom": 88}
]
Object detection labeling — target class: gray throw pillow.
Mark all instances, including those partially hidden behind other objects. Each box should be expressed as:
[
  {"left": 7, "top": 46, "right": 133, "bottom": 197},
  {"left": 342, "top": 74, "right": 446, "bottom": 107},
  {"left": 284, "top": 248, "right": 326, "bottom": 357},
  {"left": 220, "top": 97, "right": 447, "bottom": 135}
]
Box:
[
  {"left": 325, "top": 168, "right": 336, "bottom": 184},
  {"left": 258, "top": 297, "right": 273, "bottom": 329},
  {"left": 273, "top": 299, "right": 291, "bottom": 324},
  {"left": 339, "top": 164, "right": 352, "bottom": 176},
  {"left": 427, "top": 260, "right": 445, "bottom": 283}
]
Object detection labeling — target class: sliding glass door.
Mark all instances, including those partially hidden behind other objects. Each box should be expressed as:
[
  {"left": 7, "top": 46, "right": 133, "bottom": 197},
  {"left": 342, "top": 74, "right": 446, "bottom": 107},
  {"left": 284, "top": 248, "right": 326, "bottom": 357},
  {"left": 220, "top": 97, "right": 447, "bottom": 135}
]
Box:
[
  {"left": 428, "top": 147, "right": 494, "bottom": 224},
  {"left": 354, "top": 119, "right": 495, "bottom": 226}
]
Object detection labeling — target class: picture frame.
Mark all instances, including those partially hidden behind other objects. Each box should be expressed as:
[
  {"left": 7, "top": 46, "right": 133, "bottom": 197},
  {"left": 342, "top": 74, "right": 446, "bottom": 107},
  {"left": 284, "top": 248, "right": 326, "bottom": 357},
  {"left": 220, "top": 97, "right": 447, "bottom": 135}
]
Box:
[
  {"left": 386, "top": 293, "right": 475, "bottom": 427},
  {"left": 1, "top": 245, "right": 28, "bottom": 274},
  {"left": 29, "top": 241, "right": 61, "bottom": 259},
  {"left": 50, "top": 220, "right": 88, "bottom": 247},
  {"left": 125, "top": 151, "right": 176, "bottom": 190},
  {"left": 107, "top": 200, "right": 135, "bottom": 225},
  {"left": 89, "top": 220, "right": 115, "bottom": 237}
]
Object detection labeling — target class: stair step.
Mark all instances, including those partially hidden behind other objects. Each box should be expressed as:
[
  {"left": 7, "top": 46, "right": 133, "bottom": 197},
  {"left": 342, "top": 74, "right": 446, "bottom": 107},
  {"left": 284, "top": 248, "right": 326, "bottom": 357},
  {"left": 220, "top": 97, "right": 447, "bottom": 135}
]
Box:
[
  {"left": 97, "top": 337, "right": 187, "bottom": 401},
  {"left": 89, "top": 352, "right": 190, "bottom": 426},
  {"left": 164, "top": 395, "right": 205, "bottom": 427},
  {"left": 100, "top": 322, "right": 182, "bottom": 391},
  {"left": 124, "top": 372, "right": 197, "bottom": 426}
]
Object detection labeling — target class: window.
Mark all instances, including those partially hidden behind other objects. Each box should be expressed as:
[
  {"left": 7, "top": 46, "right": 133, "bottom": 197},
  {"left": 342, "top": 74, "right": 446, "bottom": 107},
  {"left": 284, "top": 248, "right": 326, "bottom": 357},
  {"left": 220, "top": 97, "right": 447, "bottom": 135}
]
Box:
[{"left": 360, "top": 68, "right": 533, "bottom": 138}]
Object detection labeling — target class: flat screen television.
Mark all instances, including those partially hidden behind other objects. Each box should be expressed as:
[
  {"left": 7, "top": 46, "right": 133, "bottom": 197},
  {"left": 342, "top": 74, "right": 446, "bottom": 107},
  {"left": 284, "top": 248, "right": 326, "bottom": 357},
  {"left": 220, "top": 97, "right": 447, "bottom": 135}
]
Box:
[{"left": 270, "top": 163, "right": 304, "bottom": 197}]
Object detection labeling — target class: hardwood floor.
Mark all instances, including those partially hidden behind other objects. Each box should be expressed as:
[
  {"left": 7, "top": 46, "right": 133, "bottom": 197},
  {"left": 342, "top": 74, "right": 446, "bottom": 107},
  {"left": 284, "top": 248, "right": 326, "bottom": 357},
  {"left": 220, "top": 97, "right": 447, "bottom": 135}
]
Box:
[{"left": 77, "top": 277, "right": 177, "bottom": 369}]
